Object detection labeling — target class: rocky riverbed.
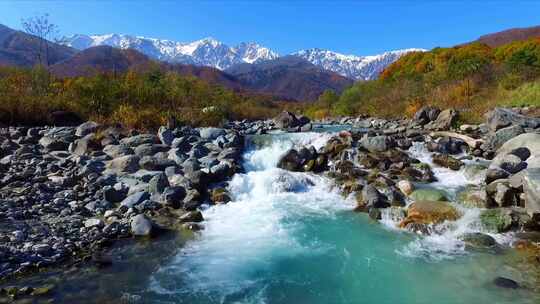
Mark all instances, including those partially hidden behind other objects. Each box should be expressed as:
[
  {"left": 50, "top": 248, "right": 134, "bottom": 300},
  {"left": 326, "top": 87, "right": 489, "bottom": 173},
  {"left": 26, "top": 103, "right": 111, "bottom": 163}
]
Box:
[
  {"left": 0, "top": 122, "right": 247, "bottom": 299},
  {"left": 1, "top": 106, "right": 540, "bottom": 302}
]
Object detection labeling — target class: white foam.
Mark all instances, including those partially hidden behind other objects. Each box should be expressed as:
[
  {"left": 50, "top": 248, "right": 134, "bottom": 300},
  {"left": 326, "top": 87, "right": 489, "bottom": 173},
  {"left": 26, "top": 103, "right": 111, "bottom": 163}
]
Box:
[{"left": 150, "top": 132, "right": 351, "bottom": 298}]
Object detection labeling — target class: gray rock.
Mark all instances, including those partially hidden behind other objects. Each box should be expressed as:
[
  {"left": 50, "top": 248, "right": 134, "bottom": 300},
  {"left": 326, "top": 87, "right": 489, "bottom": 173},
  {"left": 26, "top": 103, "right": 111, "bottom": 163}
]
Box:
[
  {"left": 425, "top": 108, "right": 458, "bottom": 130},
  {"left": 499, "top": 154, "right": 527, "bottom": 174},
  {"left": 360, "top": 135, "right": 395, "bottom": 153},
  {"left": 523, "top": 168, "right": 540, "bottom": 216},
  {"left": 121, "top": 191, "right": 150, "bottom": 208},
  {"left": 277, "top": 149, "right": 302, "bottom": 171},
  {"left": 120, "top": 134, "right": 159, "bottom": 147},
  {"left": 84, "top": 218, "right": 104, "bottom": 228},
  {"left": 160, "top": 186, "right": 186, "bottom": 208},
  {"left": 485, "top": 107, "right": 540, "bottom": 131},
  {"left": 459, "top": 233, "right": 497, "bottom": 250},
  {"left": 108, "top": 155, "right": 140, "bottom": 173},
  {"left": 39, "top": 136, "right": 68, "bottom": 151},
  {"left": 148, "top": 173, "right": 169, "bottom": 196},
  {"left": 103, "top": 144, "right": 134, "bottom": 158},
  {"left": 360, "top": 184, "right": 390, "bottom": 209},
  {"left": 413, "top": 106, "right": 440, "bottom": 125},
  {"left": 274, "top": 111, "right": 300, "bottom": 129},
  {"left": 158, "top": 126, "right": 175, "bottom": 146},
  {"left": 130, "top": 214, "right": 153, "bottom": 236},
  {"left": 76, "top": 121, "right": 99, "bottom": 137},
  {"left": 199, "top": 127, "right": 226, "bottom": 140},
  {"left": 483, "top": 125, "right": 524, "bottom": 151}
]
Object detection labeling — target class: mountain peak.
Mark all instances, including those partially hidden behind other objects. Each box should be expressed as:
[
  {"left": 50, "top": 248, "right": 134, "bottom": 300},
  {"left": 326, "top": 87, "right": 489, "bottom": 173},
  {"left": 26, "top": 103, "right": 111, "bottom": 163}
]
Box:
[{"left": 64, "top": 34, "right": 277, "bottom": 70}]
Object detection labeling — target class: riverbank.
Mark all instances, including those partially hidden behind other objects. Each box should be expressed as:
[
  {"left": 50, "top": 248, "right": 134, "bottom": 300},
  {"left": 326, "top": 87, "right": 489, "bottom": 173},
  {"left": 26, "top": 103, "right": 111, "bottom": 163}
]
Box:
[{"left": 1, "top": 106, "right": 540, "bottom": 302}]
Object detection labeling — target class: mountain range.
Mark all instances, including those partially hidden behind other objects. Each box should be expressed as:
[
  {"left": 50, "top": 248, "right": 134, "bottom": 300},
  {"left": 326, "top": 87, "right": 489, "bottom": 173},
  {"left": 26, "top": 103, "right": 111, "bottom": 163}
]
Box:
[{"left": 65, "top": 33, "right": 423, "bottom": 80}]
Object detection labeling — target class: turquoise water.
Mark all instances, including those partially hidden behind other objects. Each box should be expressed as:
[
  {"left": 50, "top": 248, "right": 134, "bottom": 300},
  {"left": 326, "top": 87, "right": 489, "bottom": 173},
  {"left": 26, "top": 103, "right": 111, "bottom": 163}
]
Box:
[{"left": 144, "top": 132, "right": 539, "bottom": 304}]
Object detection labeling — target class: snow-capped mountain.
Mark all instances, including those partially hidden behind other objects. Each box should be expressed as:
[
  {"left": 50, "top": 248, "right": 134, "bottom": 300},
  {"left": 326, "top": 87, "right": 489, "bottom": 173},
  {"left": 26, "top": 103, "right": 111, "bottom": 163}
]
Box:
[
  {"left": 65, "top": 33, "right": 424, "bottom": 79},
  {"left": 293, "top": 48, "right": 426, "bottom": 80},
  {"left": 65, "top": 34, "right": 279, "bottom": 70}
]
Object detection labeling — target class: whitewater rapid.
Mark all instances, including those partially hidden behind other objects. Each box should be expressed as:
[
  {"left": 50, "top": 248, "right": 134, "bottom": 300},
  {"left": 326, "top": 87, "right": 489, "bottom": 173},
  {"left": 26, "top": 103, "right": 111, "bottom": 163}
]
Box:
[{"left": 147, "top": 131, "right": 529, "bottom": 304}]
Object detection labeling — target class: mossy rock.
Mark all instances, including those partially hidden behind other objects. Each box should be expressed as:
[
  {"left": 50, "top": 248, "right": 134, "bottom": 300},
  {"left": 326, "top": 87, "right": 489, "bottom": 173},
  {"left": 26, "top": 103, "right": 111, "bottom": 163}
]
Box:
[
  {"left": 400, "top": 200, "right": 460, "bottom": 228},
  {"left": 457, "top": 186, "right": 488, "bottom": 208},
  {"left": 410, "top": 188, "right": 448, "bottom": 202},
  {"left": 463, "top": 163, "right": 487, "bottom": 182},
  {"left": 480, "top": 209, "right": 513, "bottom": 233}
]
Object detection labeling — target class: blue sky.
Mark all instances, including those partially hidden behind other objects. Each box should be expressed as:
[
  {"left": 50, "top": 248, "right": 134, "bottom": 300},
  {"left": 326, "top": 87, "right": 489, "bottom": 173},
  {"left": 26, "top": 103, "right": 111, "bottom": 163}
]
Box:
[{"left": 1, "top": 1, "right": 539, "bottom": 55}]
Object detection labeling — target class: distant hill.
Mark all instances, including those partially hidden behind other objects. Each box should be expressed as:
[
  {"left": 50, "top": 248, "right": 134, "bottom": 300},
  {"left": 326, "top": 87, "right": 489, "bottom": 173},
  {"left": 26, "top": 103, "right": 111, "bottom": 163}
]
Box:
[
  {"left": 0, "top": 24, "right": 75, "bottom": 67},
  {"left": 49, "top": 45, "right": 151, "bottom": 77},
  {"left": 226, "top": 56, "right": 354, "bottom": 101},
  {"left": 472, "top": 25, "right": 540, "bottom": 47}
]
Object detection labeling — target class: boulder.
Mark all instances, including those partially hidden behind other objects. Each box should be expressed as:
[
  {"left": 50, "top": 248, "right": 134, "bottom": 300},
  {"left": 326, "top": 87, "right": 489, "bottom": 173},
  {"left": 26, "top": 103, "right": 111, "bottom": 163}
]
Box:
[
  {"left": 274, "top": 111, "right": 300, "bottom": 129},
  {"left": 199, "top": 127, "right": 226, "bottom": 140},
  {"left": 108, "top": 155, "right": 140, "bottom": 173},
  {"left": 158, "top": 126, "right": 175, "bottom": 146},
  {"left": 160, "top": 186, "right": 187, "bottom": 208},
  {"left": 277, "top": 149, "right": 302, "bottom": 171},
  {"left": 130, "top": 214, "right": 153, "bottom": 236},
  {"left": 457, "top": 186, "right": 488, "bottom": 208},
  {"left": 480, "top": 208, "right": 531, "bottom": 232},
  {"left": 103, "top": 144, "right": 134, "bottom": 158},
  {"left": 121, "top": 191, "right": 150, "bottom": 208},
  {"left": 410, "top": 188, "right": 448, "bottom": 202},
  {"left": 120, "top": 134, "right": 159, "bottom": 147},
  {"left": 399, "top": 200, "right": 459, "bottom": 228},
  {"left": 75, "top": 121, "right": 99, "bottom": 137},
  {"left": 426, "top": 108, "right": 458, "bottom": 130},
  {"left": 432, "top": 153, "right": 463, "bottom": 170},
  {"left": 486, "top": 179, "right": 519, "bottom": 207},
  {"left": 522, "top": 168, "right": 540, "bottom": 216},
  {"left": 459, "top": 233, "right": 497, "bottom": 250},
  {"left": 39, "top": 136, "right": 69, "bottom": 151},
  {"left": 355, "top": 184, "right": 389, "bottom": 211},
  {"left": 148, "top": 173, "right": 169, "bottom": 196},
  {"left": 483, "top": 125, "right": 524, "bottom": 151},
  {"left": 360, "top": 135, "right": 395, "bottom": 153},
  {"left": 413, "top": 106, "right": 441, "bottom": 125},
  {"left": 485, "top": 107, "right": 540, "bottom": 132},
  {"left": 397, "top": 180, "right": 414, "bottom": 196}
]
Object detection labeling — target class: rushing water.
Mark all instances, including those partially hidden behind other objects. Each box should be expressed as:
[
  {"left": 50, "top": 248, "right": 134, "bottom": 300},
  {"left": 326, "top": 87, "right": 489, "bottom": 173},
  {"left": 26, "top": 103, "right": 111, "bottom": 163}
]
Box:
[
  {"left": 5, "top": 130, "right": 538, "bottom": 303},
  {"left": 142, "top": 131, "right": 538, "bottom": 304}
]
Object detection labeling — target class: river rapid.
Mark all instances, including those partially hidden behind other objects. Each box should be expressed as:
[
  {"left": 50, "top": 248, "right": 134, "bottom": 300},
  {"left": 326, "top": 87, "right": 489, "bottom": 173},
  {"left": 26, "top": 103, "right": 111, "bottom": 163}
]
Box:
[{"left": 8, "top": 129, "right": 540, "bottom": 303}]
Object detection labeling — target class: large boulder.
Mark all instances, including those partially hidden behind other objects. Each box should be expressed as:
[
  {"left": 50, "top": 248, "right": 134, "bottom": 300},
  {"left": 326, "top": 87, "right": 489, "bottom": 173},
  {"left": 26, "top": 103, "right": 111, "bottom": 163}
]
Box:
[
  {"left": 482, "top": 125, "right": 524, "bottom": 151},
  {"left": 410, "top": 188, "right": 448, "bottom": 202},
  {"left": 359, "top": 135, "right": 395, "bottom": 153},
  {"left": 130, "top": 214, "right": 153, "bottom": 236},
  {"left": 199, "top": 127, "right": 226, "bottom": 140},
  {"left": 432, "top": 153, "right": 463, "bottom": 170},
  {"left": 425, "top": 108, "right": 458, "bottom": 130},
  {"left": 158, "top": 126, "right": 175, "bottom": 146},
  {"left": 273, "top": 111, "right": 300, "bottom": 129},
  {"left": 120, "top": 134, "right": 159, "bottom": 147},
  {"left": 480, "top": 208, "right": 531, "bottom": 233},
  {"left": 277, "top": 149, "right": 302, "bottom": 171},
  {"left": 485, "top": 107, "right": 540, "bottom": 132},
  {"left": 522, "top": 168, "right": 540, "bottom": 216},
  {"left": 413, "top": 106, "right": 441, "bottom": 125},
  {"left": 399, "top": 200, "right": 459, "bottom": 228},
  {"left": 107, "top": 155, "right": 140, "bottom": 173},
  {"left": 75, "top": 121, "right": 99, "bottom": 137},
  {"left": 121, "top": 191, "right": 150, "bottom": 208},
  {"left": 355, "top": 184, "right": 390, "bottom": 211},
  {"left": 494, "top": 133, "right": 540, "bottom": 164}
]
